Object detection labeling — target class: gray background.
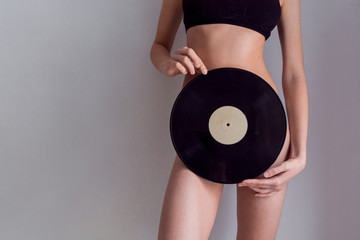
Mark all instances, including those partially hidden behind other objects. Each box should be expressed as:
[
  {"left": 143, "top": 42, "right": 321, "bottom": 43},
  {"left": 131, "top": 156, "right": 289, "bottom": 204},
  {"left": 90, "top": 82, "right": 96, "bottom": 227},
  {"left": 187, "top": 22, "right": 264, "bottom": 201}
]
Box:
[{"left": 0, "top": 0, "right": 359, "bottom": 239}]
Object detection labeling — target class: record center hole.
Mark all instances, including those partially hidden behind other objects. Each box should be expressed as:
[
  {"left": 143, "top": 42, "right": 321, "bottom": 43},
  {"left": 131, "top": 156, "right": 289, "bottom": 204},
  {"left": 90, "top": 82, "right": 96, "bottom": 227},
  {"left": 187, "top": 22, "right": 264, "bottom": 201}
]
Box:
[{"left": 226, "top": 123, "right": 230, "bottom": 126}]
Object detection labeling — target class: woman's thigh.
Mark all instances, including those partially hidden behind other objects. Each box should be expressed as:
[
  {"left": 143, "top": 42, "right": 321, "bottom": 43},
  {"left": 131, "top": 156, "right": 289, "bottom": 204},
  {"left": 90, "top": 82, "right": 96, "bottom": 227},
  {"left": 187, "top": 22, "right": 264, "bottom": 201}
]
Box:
[
  {"left": 158, "top": 155, "right": 224, "bottom": 240},
  {"left": 236, "top": 124, "right": 291, "bottom": 240}
]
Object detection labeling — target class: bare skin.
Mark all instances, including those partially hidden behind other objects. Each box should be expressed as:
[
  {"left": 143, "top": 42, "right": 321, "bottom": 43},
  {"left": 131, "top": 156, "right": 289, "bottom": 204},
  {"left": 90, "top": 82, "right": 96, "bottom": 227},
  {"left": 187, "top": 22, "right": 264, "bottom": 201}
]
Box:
[{"left": 150, "top": 0, "right": 309, "bottom": 239}]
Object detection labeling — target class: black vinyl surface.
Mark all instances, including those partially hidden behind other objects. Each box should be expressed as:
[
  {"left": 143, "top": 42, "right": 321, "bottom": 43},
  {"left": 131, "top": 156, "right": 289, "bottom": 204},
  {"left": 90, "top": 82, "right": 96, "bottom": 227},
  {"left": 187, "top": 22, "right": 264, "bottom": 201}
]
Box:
[{"left": 170, "top": 67, "right": 287, "bottom": 184}]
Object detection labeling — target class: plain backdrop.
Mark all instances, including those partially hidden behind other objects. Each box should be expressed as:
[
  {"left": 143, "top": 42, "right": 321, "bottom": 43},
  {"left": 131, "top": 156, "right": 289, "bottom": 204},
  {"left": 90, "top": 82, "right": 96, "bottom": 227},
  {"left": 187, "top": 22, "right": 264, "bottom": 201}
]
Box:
[{"left": 0, "top": 0, "right": 359, "bottom": 239}]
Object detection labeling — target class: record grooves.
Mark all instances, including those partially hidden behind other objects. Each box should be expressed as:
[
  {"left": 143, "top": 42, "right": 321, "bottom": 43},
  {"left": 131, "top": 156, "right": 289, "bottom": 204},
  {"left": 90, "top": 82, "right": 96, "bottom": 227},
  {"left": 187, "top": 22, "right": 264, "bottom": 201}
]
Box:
[{"left": 170, "top": 67, "right": 287, "bottom": 184}]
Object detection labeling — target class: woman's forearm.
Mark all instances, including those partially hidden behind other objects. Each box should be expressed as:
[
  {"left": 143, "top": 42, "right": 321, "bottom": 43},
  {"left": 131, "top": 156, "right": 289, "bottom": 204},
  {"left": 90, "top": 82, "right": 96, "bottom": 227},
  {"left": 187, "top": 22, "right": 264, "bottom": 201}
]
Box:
[
  {"left": 150, "top": 42, "right": 172, "bottom": 74},
  {"left": 282, "top": 76, "right": 309, "bottom": 160}
]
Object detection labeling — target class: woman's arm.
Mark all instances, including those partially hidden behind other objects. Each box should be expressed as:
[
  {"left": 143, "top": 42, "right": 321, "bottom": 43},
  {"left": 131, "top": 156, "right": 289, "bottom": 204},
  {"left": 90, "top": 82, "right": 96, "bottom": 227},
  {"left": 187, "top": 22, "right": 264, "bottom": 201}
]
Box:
[
  {"left": 149, "top": 0, "right": 207, "bottom": 77},
  {"left": 277, "top": 0, "right": 309, "bottom": 161},
  {"left": 150, "top": 0, "right": 183, "bottom": 74},
  {"left": 237, "top": 0, "right": 308, "bottom": 194}
]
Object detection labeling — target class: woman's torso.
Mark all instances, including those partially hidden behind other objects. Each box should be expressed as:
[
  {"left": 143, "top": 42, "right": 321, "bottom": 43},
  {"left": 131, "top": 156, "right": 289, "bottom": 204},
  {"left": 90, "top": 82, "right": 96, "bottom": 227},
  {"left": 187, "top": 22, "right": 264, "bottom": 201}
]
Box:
[{"left": 181, "top": 1, "right": 282, "bottom": 95}]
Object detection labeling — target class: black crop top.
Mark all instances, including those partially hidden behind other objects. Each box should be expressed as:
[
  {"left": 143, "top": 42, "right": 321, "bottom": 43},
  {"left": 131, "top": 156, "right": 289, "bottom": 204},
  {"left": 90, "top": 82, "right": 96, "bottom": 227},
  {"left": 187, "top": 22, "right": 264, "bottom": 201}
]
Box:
[{"left": 182, "top": 0, "right": 281, "bottom": 41}]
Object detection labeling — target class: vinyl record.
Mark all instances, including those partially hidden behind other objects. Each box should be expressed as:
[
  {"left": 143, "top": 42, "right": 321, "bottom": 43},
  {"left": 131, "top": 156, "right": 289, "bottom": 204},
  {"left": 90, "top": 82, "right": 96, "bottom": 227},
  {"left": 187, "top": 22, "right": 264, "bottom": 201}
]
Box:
[{"left": 170, "top": 67, "right": 287, "bottom": 184}]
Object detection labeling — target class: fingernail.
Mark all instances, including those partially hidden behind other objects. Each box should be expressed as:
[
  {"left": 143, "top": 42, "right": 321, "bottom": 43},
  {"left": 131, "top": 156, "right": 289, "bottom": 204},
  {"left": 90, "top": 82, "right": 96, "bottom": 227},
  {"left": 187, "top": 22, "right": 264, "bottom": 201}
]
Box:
[
  {"left": 196, "top": 63, "right": 200, "bottom": 68},
  {"left": 264, "top": 172, "right": 269, "bottom": 177}
]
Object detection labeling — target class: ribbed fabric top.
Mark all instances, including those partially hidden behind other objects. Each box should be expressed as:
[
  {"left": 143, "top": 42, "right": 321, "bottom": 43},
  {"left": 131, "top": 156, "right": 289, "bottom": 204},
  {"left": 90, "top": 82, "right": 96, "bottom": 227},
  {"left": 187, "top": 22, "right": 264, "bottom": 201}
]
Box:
[{"left": 182, "top": 0, "right": 281, "bottom": 40}]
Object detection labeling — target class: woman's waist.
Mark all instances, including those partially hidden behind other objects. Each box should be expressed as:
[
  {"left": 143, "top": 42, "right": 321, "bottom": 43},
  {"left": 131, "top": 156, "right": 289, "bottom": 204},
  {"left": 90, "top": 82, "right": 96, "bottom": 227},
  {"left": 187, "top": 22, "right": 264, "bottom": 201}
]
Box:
[
  {"left": 184, "top": 42, "right": 278, "bottom": 88},
  {"left": 189, "top": 44, "right": 264, "bottom": 66},
  {"left": 182, "top": 60, "right": 280, "bottom": 96},
  {"left": 186, "top": 26, "right": 266, "bottom": 64}
]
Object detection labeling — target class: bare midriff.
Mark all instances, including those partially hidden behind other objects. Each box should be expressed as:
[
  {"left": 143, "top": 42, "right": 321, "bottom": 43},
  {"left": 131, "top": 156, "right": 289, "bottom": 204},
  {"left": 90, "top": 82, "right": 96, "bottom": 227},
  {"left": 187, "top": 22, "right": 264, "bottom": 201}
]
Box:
[{"left": 182, "top": 23, "right": 279, "bottom": 96}]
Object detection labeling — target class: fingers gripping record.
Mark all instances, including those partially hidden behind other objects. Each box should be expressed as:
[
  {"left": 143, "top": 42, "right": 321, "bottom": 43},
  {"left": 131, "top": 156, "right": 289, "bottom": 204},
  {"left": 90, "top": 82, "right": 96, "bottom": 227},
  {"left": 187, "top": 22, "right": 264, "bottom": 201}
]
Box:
[
  {"left": 237, "top": 156, "right": 307, "bottom": 197},
  {"left": 172, "top": 46, "right": 208, "bottom": 76}
]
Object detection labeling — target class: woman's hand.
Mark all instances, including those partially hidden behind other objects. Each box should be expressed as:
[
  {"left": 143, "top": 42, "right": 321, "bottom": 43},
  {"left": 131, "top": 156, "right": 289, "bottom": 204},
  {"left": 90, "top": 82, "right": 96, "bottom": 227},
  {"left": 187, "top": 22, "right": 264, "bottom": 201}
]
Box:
[
  {"left": 237, "top": 155, "right": 306, "bottom": 197},
  {"left": 160, "top": 46, "right": 208, "bottom": 77}
]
